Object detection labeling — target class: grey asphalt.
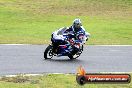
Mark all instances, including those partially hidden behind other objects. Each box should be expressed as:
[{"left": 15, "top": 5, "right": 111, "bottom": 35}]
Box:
[{"left": 0, "top": 45, "right": 132, "bottom": 75}]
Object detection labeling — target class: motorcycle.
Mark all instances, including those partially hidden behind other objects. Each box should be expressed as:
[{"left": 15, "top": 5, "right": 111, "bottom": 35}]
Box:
[{"left": 44, "top": 27, "right": 86, "bottom": 60}]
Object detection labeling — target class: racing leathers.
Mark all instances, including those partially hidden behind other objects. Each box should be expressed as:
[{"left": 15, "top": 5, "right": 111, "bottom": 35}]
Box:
[
  {"left": 64, "top": 25, "right": 90, "bottom": 55},
  {"left": 51, "top": 26, "right": 90, "bottom": 55}
]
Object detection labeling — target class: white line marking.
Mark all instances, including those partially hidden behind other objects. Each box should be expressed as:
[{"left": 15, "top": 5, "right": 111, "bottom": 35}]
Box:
[
  {"left": 0, "top": 44, "right": 33, "bottom": 46},
  {"left": 0, "top": 72, "right": 131, "bottom": 77},
  {"left": 0, "top": 44, "right": 132, "bottom": 46},
  {"left": 87, "top": 45, "right": 132, "bottom": 46}
]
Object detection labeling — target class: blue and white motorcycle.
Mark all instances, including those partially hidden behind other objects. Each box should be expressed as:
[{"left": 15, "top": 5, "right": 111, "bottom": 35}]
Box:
[{"left": 44, "top": 27, "right": 88, "bottom": 60}]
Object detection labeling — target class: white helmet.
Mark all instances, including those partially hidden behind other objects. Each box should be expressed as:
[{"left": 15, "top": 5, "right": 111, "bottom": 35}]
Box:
[{"left": 73, "top": 18, "right": 82, "bottom": 30}]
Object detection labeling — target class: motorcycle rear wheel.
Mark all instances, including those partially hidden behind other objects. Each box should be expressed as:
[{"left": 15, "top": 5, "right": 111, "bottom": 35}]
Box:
[{"left": 68, "top": 51, "right": 81, "bottom": 60}]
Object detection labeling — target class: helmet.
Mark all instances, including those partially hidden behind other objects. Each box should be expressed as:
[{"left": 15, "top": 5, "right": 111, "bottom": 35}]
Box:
[{"left": 73, "top": 18, "right": 82, "bottom": 30}]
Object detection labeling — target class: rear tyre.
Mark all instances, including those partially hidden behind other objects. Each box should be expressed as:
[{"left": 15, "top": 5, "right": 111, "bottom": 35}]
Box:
[
  {"left": 68, "top": 54, "right": 74, "bottom": 60},
  {"left": 68, "top": 51, "right": 81, "bottom": 60},
  {"left": 68, "top": 45, "right": 83, "bottom": 60},
  {"left": 44, "top": 45, "right": 53, "bottom": 59}
]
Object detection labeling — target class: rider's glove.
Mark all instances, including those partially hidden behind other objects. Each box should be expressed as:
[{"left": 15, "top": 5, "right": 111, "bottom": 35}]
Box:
[{"left": 69, "top": 39, "right": 75, "bottom": 45}]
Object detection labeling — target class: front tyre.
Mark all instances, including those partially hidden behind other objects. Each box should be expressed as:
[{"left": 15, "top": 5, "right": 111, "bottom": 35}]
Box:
[{"left": 44, "top": 45, "right": 53, "bottom": 59}]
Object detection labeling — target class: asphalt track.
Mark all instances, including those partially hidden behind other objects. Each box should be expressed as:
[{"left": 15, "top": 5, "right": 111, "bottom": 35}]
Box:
[{"left": 0, "top": 45, "right": 132, "bottom": 75}]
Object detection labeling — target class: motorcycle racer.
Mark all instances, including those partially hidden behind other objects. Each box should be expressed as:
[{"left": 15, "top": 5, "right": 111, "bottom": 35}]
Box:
[
  {"left": 51, "top": 18, "right": 90, "bottom": 55},
  {"left": 65, "top": 18, "right": 90, "bottom": 44}
]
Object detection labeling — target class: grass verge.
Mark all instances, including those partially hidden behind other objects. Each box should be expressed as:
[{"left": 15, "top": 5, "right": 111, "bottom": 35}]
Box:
[
  {"left": 0, "top": 0, "right": 132, "bottom": 44},
  {"left": 0, "top": 74, "right": 132, "bottom": 88}
]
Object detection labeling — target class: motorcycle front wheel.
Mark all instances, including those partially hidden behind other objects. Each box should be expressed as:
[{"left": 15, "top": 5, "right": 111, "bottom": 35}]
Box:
[{"left": 44, "top": 45, "right": 53, "bottom": 59}]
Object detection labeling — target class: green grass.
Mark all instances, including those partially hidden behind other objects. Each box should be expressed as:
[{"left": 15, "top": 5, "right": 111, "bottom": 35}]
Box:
[
  {"left": 0, "top": 74, "right": 132, "bottom": 88},
  {"left": 0, "top": 0, "right": 132, "bottom": 44}
]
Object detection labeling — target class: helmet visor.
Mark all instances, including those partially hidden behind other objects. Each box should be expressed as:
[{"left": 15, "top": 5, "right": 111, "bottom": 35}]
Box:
[{"left": 74, "top": 23, "right": 82, "bottom": 29}]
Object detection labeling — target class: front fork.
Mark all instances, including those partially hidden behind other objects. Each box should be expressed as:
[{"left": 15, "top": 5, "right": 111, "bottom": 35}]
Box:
[{"left": 50, "top": 43, "right": 58, "bottom": 56}]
